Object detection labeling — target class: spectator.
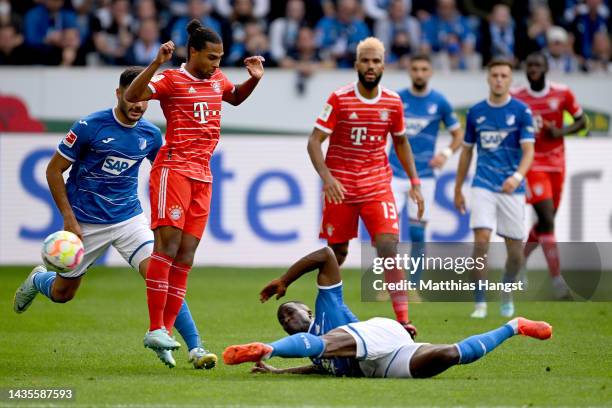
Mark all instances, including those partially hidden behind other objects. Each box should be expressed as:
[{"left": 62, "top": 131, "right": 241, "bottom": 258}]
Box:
[
  {"left": 564, "top": 0, "right": 609, "bottom": 25},
  {"left": 364, "top": 0, "right": 410, "bottom": 21},
  {"left": 92, "top": 0, "right": 134, "bottom": 64},
  {"left": 420, "top": 0, "right": 478, "bottom": 70},
  {"left": 23, "top": 0, "right": 81, "bottom": 65},
  {"left": 125, "top": 17, "right": 161, "bottom": 65},
  {"left": 171, "top": 0, "right": 221, "bottom": 60},
  {"left": 374, "top": 0, "right": 420, "bottom": 67},
  {"left": 169, "top": 0, "right": 189, "bottom": 17},
  {"left": 0, "top": 0, "right": 22, "bottom": 31},
  {"left": 585, "top": 30, "right": 612, "bottom": 71},
  {"left": 215, "top": 0, "right": 270, "bottom": 19},
  {"left": 570, "top": 0, "right": 610, "bottom": 60},
  {"left": 0, "top": 23, "right": 32, "bottom": 65},
  {"left": 315, "top": 0, "right": 370, "bottom": 67},
  {"left": 527, "top": 5, "right": 553, "bottom": 51},
  {"left": 70, "top": 0, "right": 96, "bottom": 65},
  {"left": 132, "top": 0, "right": 159, "bottom": 33},
  {"left": 231, "top": 19, "right": 274, "bottom": 66},
  {"left": 480, "top": 4, "right": 518, "bottom": 66},
  {"left": 269, "top": 0, "right": 306, "bottom": 63},
  {"left": 226, "top": 0, "right": 265, "bottom": 65},
  {"left": 544, "top": 26, "right": 579, "bottom": 73}
]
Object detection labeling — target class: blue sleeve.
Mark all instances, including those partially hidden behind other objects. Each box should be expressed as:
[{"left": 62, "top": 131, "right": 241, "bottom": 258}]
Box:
[
  {"left": 147, "top": 128, "right": 163, "bottom": 162},
  {"left": 441, "top": 96, "right": 459, "bottom": 130},
  {"left": 519, "top": 106, "right": 535, "bottom": 143},
  {"left": 464, "top": 109, "right": 476, "bottom": 145},
  {"left": 63, "top": 10, "right": 78, "bottom": 29},
  {"left": 57, "top": 119, "right": 91, "bottom": 162}
]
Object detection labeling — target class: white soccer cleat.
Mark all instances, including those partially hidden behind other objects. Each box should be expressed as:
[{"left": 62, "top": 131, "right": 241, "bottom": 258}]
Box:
[
  {"left": 500, "top": 301, "right": 515, "bottom": 318},
  {"left": 552, "top": 276, "right": 572, "bottom": 300},
  {"left": 13, "top": 265, "right": 47, "bottom": 314},
  {"left": 470, "top": 302, "right": 488, "bottom": 318},
  {"left": 143, "top": 328, "right": 181, "bottom": 351},
  {"left": 189, "top": 347, "right": 218, "bottom": 370},
  {"left": 154, "top": 349, "right": 176, "bottom": 368}
]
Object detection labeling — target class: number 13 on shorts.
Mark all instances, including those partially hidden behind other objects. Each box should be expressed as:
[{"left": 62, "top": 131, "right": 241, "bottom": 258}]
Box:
[{"left": 381, "top": 201, "right": 397, "bottom": 220}]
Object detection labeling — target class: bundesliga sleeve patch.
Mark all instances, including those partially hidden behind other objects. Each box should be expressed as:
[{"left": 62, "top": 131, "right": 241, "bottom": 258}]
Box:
[
  {"left": 63, "top": 130, "right": 78, "bottom": 148},
  {"left": 319, "top": 103, "right": 333, "bottom": 122}
]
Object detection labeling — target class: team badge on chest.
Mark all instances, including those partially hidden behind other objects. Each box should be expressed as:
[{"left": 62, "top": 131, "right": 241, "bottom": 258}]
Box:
[
  {"left": 379, "top": 110, "right": 389, "bottom": 121},
  {"left": 212, "top": 81, "right": 221, "bottom": 93}
]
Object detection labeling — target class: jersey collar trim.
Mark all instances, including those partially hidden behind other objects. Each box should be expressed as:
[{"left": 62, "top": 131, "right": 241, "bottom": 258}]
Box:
[
  {"left": 180, "top": 63, "right": 206, "bottom": 82},
  {"left": 112, "top": 107, "right": 138, "bottom": 128},
  {"left": 353, "top": 82, "right": 382, "bottom": 105},
  {"left": 408, "top": 86, "right": 432, "bottom": 98},
  {"left": 526, "top": 80, "right": 551, "bottom": 98},
  {"left": 486, "top": 95, "right": 512, "bottom": 108}
]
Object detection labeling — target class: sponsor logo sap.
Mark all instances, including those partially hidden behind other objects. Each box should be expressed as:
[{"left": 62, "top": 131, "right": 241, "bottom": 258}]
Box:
[
  {"left": 102, "top": 156, "right": 137, "bottom": 175},
  {"left": 480, "top": 131, "right": 508, "bottom": 149},
  {"left": 405, "top": 118, "right": 431, "bottom": 136}
]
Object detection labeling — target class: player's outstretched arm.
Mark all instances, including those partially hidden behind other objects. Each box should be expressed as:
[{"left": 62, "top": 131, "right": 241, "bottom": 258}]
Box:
[
  {"left": 46, "top": 152, "right": 82, "bottom": 239},
  {"left": 251, "top": 361, "right": 324, "bottom": 375},
  {"left": 260, "top": 247, "right": 341, "bottom": 302},
  {"left": 307, "top": 128, "right": 346, "bottom": 204},
  {"left": 222, "top": 56, "right": 264, "bottom": 106},
  {"left": 392, "top": 134, "right": 424, "bottom": 219},
  {"left": 454, "top": 145, "right": 473, "bottom": 215},
  {"left": 124, "top": 41, "right": 175, "bottom": 103}
]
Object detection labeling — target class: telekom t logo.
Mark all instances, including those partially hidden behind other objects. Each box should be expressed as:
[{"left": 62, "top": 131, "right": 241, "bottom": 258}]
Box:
[
  {"left": 350, "top": 127, "right": 367, "bottom": 145},
  {"left": 194, "top": 102, "right": 209, "bottom": 123}
]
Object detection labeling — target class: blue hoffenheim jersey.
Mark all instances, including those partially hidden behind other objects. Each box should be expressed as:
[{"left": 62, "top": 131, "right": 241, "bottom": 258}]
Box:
[
  {"left": 57, "top": 108, "right": 162, "bottom": 224},
  {"left": 464, "top": 98, "right": 535, "bottom": 194},
  {"left": 389, "top": 89, "right": 459, "bottom": 179},
  {"left": 308, "top": 282, "right": 362, "bottom": 377}
]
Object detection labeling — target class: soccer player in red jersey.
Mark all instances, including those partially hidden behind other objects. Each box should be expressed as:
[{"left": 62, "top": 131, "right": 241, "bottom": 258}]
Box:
[
  {"left": 124, "top": 20, "right": 264, "bottom": 363},
  {"left": 512, "top": 52, "right": 586, "bottom": 298},
  {"left": 307, "top": 38, "right": 424, "bottom": 337}
]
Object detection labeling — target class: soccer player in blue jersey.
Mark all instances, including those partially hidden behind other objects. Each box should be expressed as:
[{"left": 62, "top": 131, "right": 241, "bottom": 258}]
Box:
[
  {"left": 222, "top": 247, "right": 552, "bottom": 378},
  {"left": 454, "top": 59, "right": 535, "bottom": 319},
  {"left": 389, "top": 54, "right": 463, "bottom": 295},
  {"left": 13, "top": 67, "right": 215, "bottom": 370}
]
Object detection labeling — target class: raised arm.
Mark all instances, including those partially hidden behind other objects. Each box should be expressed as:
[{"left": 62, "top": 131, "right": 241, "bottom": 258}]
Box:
[
  {"left": 124, "top": 41, "right": 175, "bottom": 103},
  {"left": 222, "top": 56, "right": 264, "bottom": 106},
  {"left": 259, "top": 247, "right": 341, "bottom": 302},
  {"left": 46, "top": 153, "right": 82, "bottom": 239}
]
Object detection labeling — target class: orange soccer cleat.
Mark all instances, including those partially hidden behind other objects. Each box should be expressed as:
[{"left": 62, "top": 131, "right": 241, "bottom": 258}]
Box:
[
  {"left": 223, "top": 342, "right": 273, "bottom": 365},
  {"left": 516, "top": 317, "right": 553, "bottom": 340}
]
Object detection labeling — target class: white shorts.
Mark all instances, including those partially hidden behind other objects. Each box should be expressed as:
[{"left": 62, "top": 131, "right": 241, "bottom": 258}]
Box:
[
  {"left": 61, "top": 214, "right": 154, "bottom": 279},
  {"left": 469, "top": 187, "right": 526, "bottom": 240},
  {"left": 339, "top": 317, "right": 427, "bottom": 378},
  {"left": 392, "top": 176, "right": 435, "bottom": 223}
]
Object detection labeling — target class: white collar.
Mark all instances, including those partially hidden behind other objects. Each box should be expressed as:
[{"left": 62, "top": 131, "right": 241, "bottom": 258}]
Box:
[
  {"left": 112, "top": 107, "right": 138, "bottom": 128},
  {"left": 486, "top": 95, "right": 512, "bottom": 107},
  {"left": 526, "top": 80, "right": 551, "bottom": 98},
  {"left": 354, "top": 82, "right": 382, "bottom": 104},
  {"left": 180, "top": 63, "right": 205, "bottom": 82}
]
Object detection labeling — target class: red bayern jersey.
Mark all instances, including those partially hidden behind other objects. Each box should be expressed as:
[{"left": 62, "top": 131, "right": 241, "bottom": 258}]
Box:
[
  {"left": 512, "top": 81, "right": 582, "bottom": 172},
  {"left": 315, "top": 82, "right": 406, "bottom": 203},
  {"left": 148, "top": 64, "right": 235, "bottom": 182}
]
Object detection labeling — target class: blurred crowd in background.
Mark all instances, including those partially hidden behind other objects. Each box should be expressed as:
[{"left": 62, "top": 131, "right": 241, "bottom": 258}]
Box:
[{"left": 1, "top": 0, "right": 610, "bottom": 74}]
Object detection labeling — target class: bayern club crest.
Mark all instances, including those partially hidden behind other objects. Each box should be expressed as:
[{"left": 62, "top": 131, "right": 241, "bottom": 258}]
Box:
[
  {"left": 212, "top": 81, "right": 221, "bottom": 93},
  {"left": 168, "top": 205, "right": 183, "bottom": 221},
  {"left": 379, "top": 110, "right": 389, "bottom": 121},
  {"left": 548, "top": 98, "right": 560, "bottom": 110}
]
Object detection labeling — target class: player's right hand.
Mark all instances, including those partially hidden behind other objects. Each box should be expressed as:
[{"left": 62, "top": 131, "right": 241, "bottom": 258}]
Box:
[
  {"left": 259, "top": 279, "right": 287, "bottom": 303},
  {"left": 64, "top": 216, "right": 83, "bottom": 240},
  {"left": 154, "top": 41, "right": 175, "bottom": 65},
  {"left": 323, "top": 175, "right": 346, "bottom": 204},
  {"left": 251, "top": 361, "right": 279, "bottom": 374},
  {"left": 454, "top": 190, "right": 466, "bottom": 215}
]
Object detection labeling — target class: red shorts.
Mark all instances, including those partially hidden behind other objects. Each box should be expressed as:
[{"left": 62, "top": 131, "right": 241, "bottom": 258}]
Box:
[
  {"left": 526, "top": 170, "right": 565, "bottom": 209},
  {"left": 149, "top": 167, "right": 212, "bottom": 239},
  {"left": 319, "top": 191, "right": 399, "bottom": 244}
]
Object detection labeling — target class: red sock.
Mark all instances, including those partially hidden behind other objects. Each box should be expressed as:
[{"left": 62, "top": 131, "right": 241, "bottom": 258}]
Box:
[
  {"left": 163, "top": 262, "right": 190, "bottom": 334},
  {"left": 146, "top": 252, "right": 174, "bottom": 331},
  {"left": 523, "top": 226, "right": 540, "bottom": 260},
  {"left": 384, "top": 267, "right": 408, "bottom": 323},
  {"left": 539, "top": 233, "right": 561, "bottom": 278}
]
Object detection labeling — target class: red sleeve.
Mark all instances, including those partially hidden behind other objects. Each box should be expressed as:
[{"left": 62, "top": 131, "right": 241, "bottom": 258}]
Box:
[
  {"left": 220, "top": 70, "right": 235, "bottom": 99},
  {"left": 390, "top": 97, "right": 406, "bottom": 136},
  {"left": 314, "top": 92, "right": 339, "bottom": 134},
  {"left": 148, "top": 71, "right": 174, "bottom": 100},
  {"left": 564, "top": 88, "right": 583, "bottom": 117}
]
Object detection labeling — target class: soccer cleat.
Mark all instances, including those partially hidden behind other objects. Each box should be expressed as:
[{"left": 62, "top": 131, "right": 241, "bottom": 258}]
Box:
[
  {"left": 552, "top": 276, "right": 572, "bottom": 300},
  {"left": 515, "top": 317, "right": 552, "bottom": 340},
  {"left": 470, "top": 302, "right": 487, "bottom": 318},
  {"left": 13, "top": 265, "right": 47, "bottom": 314},
  {"left": 154, "top": 349, "right": 176, "bottom": 368},
  {"left": 222, "top": 342, "right": 273, "bottom": 365},
  {"left": 143, "top": 328, "right": 181, "bottom": 351},
  {"left": 189, "top": 347, "right": 218, "bottom": 370},
  {"left": 500, "top": 302, "right": 515, "bottom": 318}
]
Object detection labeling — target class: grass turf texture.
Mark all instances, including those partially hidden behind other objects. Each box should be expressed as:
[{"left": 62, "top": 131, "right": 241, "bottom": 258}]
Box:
[{"left": 1, "top": 265, "right": 611, "bottom": 407}]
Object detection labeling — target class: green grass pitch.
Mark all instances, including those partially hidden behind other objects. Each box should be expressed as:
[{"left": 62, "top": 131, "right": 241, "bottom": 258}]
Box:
[{"left": 1, "top": 265, "right": 611, "bottom": 407}]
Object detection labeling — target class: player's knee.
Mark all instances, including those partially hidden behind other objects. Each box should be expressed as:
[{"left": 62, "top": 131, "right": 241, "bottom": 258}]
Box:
[
  {"left": 155, "top": 240, "right": 180, "bottom": 258},
  {"left": 436, "top": 345, "right": 460, "bottom": 366},
  {"left": 376, "top": 236, "right": 398, "bottom": 258},
  {"left": 51, "top": 287, "right": 77, "bottom": 303},
  {"left": 331, "top": 245, "right": 348, "bottom": 266},
  {"left": 537, "top": 214, "right": 555, "bottom": 233}
]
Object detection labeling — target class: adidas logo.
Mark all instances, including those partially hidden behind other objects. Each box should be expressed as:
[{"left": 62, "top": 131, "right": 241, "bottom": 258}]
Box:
[
  {"left": 349, "top": 112, "right": 358, "bottom": 119},
  {"left": 188, "top": 86, "right": 196, "bottom": 94}
]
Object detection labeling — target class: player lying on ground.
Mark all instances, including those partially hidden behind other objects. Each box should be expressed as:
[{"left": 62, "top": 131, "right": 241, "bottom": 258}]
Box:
[
  {"left": 124, "top": 20, "right": 264, "bottom": 360},
  {"left": 222, "top": 247, "right": 552, "bottom": 378},
  {"left": 13, "top": 67, "right": 213, "bottom": 369}
]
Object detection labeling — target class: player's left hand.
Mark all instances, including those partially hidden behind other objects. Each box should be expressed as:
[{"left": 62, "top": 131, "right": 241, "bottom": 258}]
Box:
[
  {"left": 409, "top": 186, "right": 425, "bottom": 220},
  {"left": 429, "top": 153, "right": 448, "bottom": 169},
  {"left": 244, "top": 56, "right": 265, "bottom": 80},
  {"left": 502, "top": 176, "right": 520, "bottom": 194},
  {"left": 251, "top": 361, "right": 279, "bottom": 374},
  {"left": 543, "top": 120, "right": 564, "bottom": 138},
  {"left": 401, "top": 321, "right": 418, "bottom": 339},
  {"left": 260, "top": 278, "right": 287, "bottom": 303}
]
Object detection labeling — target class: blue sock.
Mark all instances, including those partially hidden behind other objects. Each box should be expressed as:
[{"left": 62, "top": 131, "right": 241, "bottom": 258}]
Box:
[
  {"left": 474, "top": 279, "right": 486, "bottom": 303},
  {"left": 174, "top": 300, "right": 201, "bottom": 351},
  {"left": 269, "top": 333, "right": 325, "bottom": 358},
  {"left": 32, "top": 271, "right": 57, "bottom": 300},
  {"left": 409, "top": 223, "right": 426, "bottom": 284},
  {"left": 456, "top": 324, "right": 514, "bottom": 364}
]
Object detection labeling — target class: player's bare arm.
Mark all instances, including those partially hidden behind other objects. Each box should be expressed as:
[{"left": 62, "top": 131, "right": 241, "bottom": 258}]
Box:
[
  {"left": 307, "top": 128, "right": 346, "bottom": 204},
  {"left": 430, "top": 127, "right": 464, "bottom": 168},
  {"left": 392, "top": 134, "right": 424, "bottom": 219},
  {"left": 454, "top": 144, "right": 473, "bottom": 215},
  {"left": 502, "top": 141, "right": 534, "bottom": 194},
  {"left": 124, "top": 41, "right": 175, "bottom": 103},
  {"left": 260, "top": 247, "right": 341, "bottom": 303},
  {"left": 223, "top": 56, "right": 265, "bottom": 106},
  {"left": 46, "top": 152, "right": 82, "bottom": 239},
  {"left": 251, "top": 361, "right": 324, "bottom": 375},
  {"left": 544, "top": 114, "right": 587, "bottom": 139}
]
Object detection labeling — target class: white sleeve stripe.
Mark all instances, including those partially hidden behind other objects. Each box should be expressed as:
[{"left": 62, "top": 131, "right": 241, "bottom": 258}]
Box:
[
  {"left": 314, "top": 123, "right": 332, "bottom": 134},
  {"left": 56, "top": 148, "right": 75, "bottom": 162},
  {"left": 447, "top": 122, "right": 461, "bottom": 131},
  {"left": 520, "top": 139, "right": 535, "bottom": 144},
  {"left": 463, "top": 141, "right": 474, "bottom": 146},
  {"left": 574, "top": 108, "right": 583, "bottom": 117},
  {"left": 148, "top": 83, "right": 156, "bottom": 94},
  {"left": 392, "top": 129, "right": 406, "bottom": 136}
]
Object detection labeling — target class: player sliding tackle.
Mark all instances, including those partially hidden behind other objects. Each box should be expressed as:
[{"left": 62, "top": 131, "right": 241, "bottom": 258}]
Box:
[{"left": 223, "top": 247, "right": 552, "bottom": 378}]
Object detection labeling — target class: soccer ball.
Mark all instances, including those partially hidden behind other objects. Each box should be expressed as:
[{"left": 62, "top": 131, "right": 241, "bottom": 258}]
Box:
[{"left": 41, "top": 231, "right": 85, "bottom": 274}]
